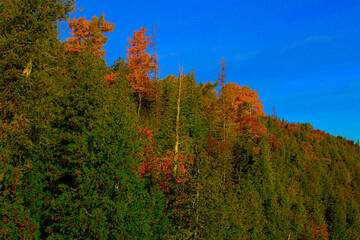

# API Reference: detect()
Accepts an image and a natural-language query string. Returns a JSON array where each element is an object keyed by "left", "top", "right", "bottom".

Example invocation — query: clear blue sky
[{"left": 60, "top": 0, "right": 360, "bottom": 142}]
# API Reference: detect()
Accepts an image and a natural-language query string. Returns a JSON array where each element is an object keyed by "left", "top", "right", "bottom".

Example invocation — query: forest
[{"left": 1, "top": 0, "right": 360, "bottom": 239}]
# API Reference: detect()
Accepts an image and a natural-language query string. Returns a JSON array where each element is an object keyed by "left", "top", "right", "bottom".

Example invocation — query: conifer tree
[
  {"left": 218, "top": 57, "right": 227, "bottom": 142},
  {"left": 126, "top": 27, "right": 157, "bottom": 116},
  {"left": 0, "top": 0, "right": 74, "bottom": 238},
  {"left": 66, "top": 13, "right": 115, "bottom": 58},
  {"left": 151, "top": 24, "right": 161, "bottom": 125}
]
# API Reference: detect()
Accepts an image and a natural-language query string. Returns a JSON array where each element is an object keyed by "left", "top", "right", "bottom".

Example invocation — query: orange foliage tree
[
  {"left": 221, "top": 83, "right": 265, "bottom": 118},
  {"left": 66, "top": 13, "right": 115, "bottom": 57},
  {"left": 221, "top": 82, "right": 265, "bottom": 120},
  {"left": 103, "top": 72, "right": 119, "bottom": 85},
  {"left": 221, "top": 82, "right": 266, "bottom": 139},
  {"left": 126, "top": 27, "right": 157, "bottom": 116}
]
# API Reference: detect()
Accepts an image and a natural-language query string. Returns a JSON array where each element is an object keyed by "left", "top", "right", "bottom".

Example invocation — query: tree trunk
[
  {"left": 138, "top": 92, "right": 142, "bottom": 117},
  {"left": 173, "top": 66, "right": 182, "bottom": 176}
]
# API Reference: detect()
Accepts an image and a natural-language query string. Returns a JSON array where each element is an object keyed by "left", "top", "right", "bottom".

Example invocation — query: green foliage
[{"left": 1, "top": 1, "right": 360, "bottom": 239}]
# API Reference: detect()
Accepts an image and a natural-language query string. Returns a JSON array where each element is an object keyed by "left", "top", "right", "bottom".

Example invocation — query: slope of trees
[{"left": 1, "top": 1, "right": 360, "bottom": 239}]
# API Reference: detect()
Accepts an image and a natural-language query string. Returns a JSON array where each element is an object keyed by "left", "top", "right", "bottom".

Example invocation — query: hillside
[{"left": 1, "top": 1, "right": 359, "bottom": 239}]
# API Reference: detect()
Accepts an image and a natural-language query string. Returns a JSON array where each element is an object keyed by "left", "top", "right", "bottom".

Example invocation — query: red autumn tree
[
  {"left": 66, "top": 13, "right": 115, "bottom": 57},
  {"left": 136, "top": 127, "right": 192, "bottom": 191},
  {"left": 126, "top": 27, "right": 157, "bottom": 116}
]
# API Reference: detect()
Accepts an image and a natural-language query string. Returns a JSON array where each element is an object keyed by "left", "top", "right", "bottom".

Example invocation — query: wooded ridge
[{"left": 1, "top": 1, "right": 359, "bottom": 239}]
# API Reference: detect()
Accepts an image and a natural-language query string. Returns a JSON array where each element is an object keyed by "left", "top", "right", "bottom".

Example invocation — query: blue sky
[{"left": 60, "top": 0, "right": 360, "bottom": 142}]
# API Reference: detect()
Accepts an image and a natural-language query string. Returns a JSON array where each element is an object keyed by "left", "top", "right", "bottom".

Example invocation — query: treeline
[{"left": 1, "top": 0, "right": 359, "bottom": 239}]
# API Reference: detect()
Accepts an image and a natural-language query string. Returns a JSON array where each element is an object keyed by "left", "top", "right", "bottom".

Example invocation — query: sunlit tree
[
  {"left": 66, "top": 13, "right": 114, "bottom": 57},
  {"left": 126, "top": 27, "right": 157, "bottom": 116}
]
